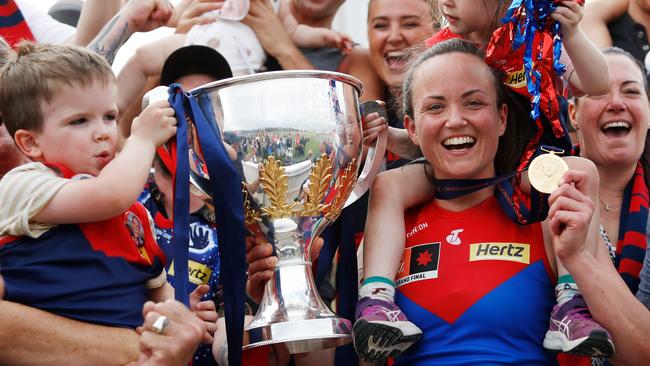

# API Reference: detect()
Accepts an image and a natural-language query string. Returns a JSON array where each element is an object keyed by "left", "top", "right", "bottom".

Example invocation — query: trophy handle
[{"left": 344, "top": 127, "right": 387, "bottom": 207}]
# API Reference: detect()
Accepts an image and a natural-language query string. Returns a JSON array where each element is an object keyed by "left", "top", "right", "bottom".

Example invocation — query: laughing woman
[
  {"left": 569, "top": 48, "right": 649, "bottom": 298},
  {"left": 374, "top": 38, "right": 606, "bottom": 365}
]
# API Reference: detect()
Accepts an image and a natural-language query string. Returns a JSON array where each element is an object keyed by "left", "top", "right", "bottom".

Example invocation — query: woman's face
[
  {"left": 570, "top": 54, "right": 649, "bottom": 168},
  {"left": 405, "top": 52, "right": 507, "bottom": 180},
  {"left": 367, "top": 0, "right": 435, "bottom": 88}
]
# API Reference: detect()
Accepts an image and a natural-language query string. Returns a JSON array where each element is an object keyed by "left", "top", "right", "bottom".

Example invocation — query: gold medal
[{"left": 528, "top": 151, "right": 568, "bottom": 194}]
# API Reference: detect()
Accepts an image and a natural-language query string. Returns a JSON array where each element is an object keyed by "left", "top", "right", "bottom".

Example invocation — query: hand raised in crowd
[
  {"left": 130, "top": 100, "right": 177, "bottom": 149},
  {"left": 189, "top": 284, "right": 219, "bottom": 344},
  {"left": 243, "top": 0, "right": 293, "bottom": 60},
  {"left": 131, "top": 300, "right": 206, "bottom": 366},
  {"left": 547, "top": 169, "right": 597, "bottom": 261},
  {"left": 173, "top": 0, "right": 224, "bottom": 34},
  {"left": 124, "top": 0, "right": 175, "bottom": 33},
  {"left": 552, "top": 0, "right": 585, "bottom": 39}
]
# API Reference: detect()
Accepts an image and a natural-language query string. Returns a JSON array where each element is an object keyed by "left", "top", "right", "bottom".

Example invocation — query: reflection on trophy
[{"left": 167, "top": 71, "right": 385, "bottom": 354}]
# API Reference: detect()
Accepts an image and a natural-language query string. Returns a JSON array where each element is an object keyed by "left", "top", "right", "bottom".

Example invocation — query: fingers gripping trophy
[{"left": 146, "top": 71, "right": 386, "bottom": 354}]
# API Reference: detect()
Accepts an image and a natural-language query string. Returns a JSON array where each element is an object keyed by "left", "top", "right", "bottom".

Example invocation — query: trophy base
[{"left": 243, "top": 317, "right": 352, "bottom": 354}]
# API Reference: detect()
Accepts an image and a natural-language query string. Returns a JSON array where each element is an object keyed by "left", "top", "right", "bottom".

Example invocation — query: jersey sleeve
[{"left": 0, "top": 162, "right": 68, "bottom": 237}]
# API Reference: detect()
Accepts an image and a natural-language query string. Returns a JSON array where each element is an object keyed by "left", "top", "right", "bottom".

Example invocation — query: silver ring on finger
[{"left": 152, "top": 315, "right": 170, "bottom": 334}]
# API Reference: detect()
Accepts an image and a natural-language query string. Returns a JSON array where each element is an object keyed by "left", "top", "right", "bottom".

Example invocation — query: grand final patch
[{"left": 396, "top": 242, "right": 440, "bottom": 287}]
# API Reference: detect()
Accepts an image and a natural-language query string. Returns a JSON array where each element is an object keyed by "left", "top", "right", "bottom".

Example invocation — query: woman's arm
[
  {"left": 582, "top": 0, "right": 629, "bottom": 48},
  {"left": 546, "top": 164, "right": 650, "bottom": 365},
  {"left": 72, "top": 0, "right": 122, "bottom": 46},
  {"left": 555, "top": 1, "right": 610, "bottom": 95}
]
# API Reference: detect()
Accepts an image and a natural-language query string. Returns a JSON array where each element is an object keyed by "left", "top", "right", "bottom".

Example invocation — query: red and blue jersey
[
  {"left": 394, "top": 196, "right": 557, "bottom": 365},
  {"left": 0, "top": 200, "right": 166, "bottom": 329},
  {"left": 139, "top": 184, "right": 221, "bottom": 366},
  {"left": 138, "top": 185, "right": 220, "bottom": 300}
]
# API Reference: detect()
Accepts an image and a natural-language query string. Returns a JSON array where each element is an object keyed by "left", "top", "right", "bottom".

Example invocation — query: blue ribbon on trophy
[{"left": 168, "top": 84, "right": 247, "bottom": 366}]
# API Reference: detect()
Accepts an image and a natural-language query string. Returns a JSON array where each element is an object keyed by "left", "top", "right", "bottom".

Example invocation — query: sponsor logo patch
[
  {"left": 504, "top": 66, "right": 527, "bottom": 89},
  {"left": 469, "top": 242, "right": 530, "bottom": 264},
  {"left": 396, "top": 242, "right": 440, "bottom": 287},
  {"left": 446, "top": 228, "right": 463, "bottom": 245},
  {"left": 169, "top": 260, "right": 213, "bottom": 285}
]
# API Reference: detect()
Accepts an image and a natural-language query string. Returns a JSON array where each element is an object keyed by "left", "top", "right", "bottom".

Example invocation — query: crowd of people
[{"left": 1, "top": 0, "right": 650, "bottom": 365}]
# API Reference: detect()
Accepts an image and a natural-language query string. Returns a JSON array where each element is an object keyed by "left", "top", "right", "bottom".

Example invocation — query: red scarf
[
  {"left": 616, "top": 162, "right": 649, "bottom": 293},
  {"left": 0, "top": 0, "right": 35, "bottom": 47}
]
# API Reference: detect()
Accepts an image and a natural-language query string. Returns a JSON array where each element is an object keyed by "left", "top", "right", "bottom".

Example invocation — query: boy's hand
[
  {"left": 325, "top": 31, "right": 353, "bottom": 54},
  {"left": 189, "top": 285, "right": 218, "bottom": 344},
  {"left": 131, "top": 100, "right": 177, "bottom": 148},
  {"left": 552, "top": 0, "right": 584, "bottom": 39}
]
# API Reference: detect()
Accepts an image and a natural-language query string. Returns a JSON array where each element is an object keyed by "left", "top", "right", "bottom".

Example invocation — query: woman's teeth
[{"left": 443, "top": 136, "right": 476, "bottom": 150}]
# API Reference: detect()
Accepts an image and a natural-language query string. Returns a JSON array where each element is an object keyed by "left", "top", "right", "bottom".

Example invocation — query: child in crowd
[
  {"left": 186, "top": 0, "right": 352, "bottom": 75},
  {"left": 0, "top": 42, "right": 215, "bottom": 340},
  {"left": 354, "top": 0, "right": 614, "bottom": 362}
]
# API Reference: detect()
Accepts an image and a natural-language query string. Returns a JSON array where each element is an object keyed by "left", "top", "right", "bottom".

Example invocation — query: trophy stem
[{"left": 243, "top": 221, "right": 352, "bottom": 354}]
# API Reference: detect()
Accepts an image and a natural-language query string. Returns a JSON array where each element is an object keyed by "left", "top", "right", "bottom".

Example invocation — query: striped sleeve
[{"left": 0, "top": 162, "right": 68, "bottom": 238}]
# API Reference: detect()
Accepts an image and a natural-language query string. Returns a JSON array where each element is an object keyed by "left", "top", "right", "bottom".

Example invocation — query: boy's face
[{"left": 25, "top": 79, "right": 119, "bottom": 176}]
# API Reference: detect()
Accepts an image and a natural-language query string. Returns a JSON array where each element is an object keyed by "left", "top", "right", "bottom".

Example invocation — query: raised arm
[
  {"left": 116, "top": 34, "right": 186, "bottom": 114},
  {"left": 547, "top": 164, "right": 650, "bottom": 365},
  {"left": 88, "top": 0, "right": 173, "bottom": 64},
  {"left": 582, "top": 0, "right": 629, "bottom": 48},
  {"left": 72, "top": 0, "right": 122, "bottom": 46},
  {"left": 279, "top": 6, "right": 351, "bottom": 52},
  {"left": 555, "top": 0, "right": 610, "bottom": 95},
  {"left": 0, "top": 301, "right": 139, "bottom": 366},
  {"left": 24, "top": 101, "right": 176, "bottom": 224}
]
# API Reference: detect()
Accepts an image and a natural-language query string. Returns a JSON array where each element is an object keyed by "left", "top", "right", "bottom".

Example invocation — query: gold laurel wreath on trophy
[
  {"left": 242, "top": 154, "right": 357, "bottom": 222},
  {"left": 300, "top": 154, "right": 333, "bottom": 216}
]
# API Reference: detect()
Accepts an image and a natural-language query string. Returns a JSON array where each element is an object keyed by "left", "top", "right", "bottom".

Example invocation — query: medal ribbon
[{"left": 168, "top": 84, "right": 246, "bottom": 366}]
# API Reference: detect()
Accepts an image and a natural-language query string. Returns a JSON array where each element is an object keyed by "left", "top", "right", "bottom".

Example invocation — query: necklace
[
  {"left": 599, "top": 194, "right": 622, "bottom": 212},
  {"left": 600, "top": 197, "right": 613, "bottom": 211}
]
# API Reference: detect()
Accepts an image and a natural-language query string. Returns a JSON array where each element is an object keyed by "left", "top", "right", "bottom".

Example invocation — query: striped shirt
[{"left": 0, "top": 162, "right": 67, "bottom": 238}]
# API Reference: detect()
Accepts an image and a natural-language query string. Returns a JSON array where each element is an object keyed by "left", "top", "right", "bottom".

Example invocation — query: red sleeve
[{"left": 425, "top": 28, "right": 462, "bottom": 48}]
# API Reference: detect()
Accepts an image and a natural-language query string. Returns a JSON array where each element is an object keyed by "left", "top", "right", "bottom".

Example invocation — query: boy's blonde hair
[{"left": 0, "top": 42, "right": 115, "bottom": 137}]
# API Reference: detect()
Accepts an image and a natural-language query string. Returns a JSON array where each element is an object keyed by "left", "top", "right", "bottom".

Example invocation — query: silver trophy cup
[{"left": 147, "top": 70, "right": 385, "bottom": 354}]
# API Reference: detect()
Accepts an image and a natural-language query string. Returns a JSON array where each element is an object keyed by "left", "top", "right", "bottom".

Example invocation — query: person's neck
[
  {"left": 289, "top": 2, "right": 334, "bottom": 28},
  {"left": 597, "top": 162, "right": 636, "bottom": 206},
  {"left": 629, "top": 1, "right": 650, "bottom": 30},
  {"left": 435, "top": 185, "right": 495, "bottom": 212}
]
